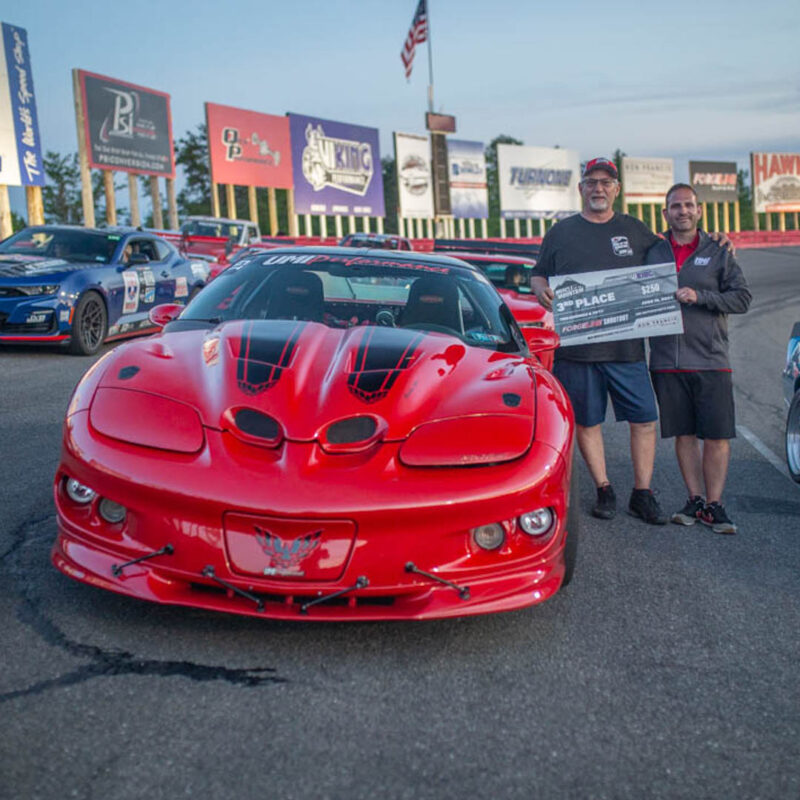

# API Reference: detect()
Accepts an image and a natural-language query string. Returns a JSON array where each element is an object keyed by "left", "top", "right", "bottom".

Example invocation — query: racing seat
[
  {"left": 263, "top": 268, "right": 324, "bottom": 322},
  {"left": 504, "top": 265, "right": 526, "bottom": 288},
  {"left": 401, "top": 276, "right": 463, "bottom": 333}
]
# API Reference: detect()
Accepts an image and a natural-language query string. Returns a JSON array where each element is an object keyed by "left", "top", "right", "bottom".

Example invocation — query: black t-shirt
[{"left": 532, "top": 213, "right": 660, "bottom": 362}]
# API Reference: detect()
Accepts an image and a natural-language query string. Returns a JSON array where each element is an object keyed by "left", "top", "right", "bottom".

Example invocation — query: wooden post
[
  {"left": 72, "top": 69, "right": 95, "bottom": 227},
  {"left": 468, "top": 219, "right": 475, "bottom": 238},
  {"left": 362, "top": 216, "right": 370, "bottom": 233},
  {"left": 649, "top": 203, "right": 657, "bottom": 231},
  {"left": 27, "top": 186, "right": 45, "bottom": 225},
  {"left": 500, "top": 218, "right": 507, "bottom": 238},
  {"left": 248, "top": 185, "right": 258, "bottom": 226},
  {"left": 320, "top": 215, "right": 327, "bottom": 239},
  {"left": 165, "top": 177, "right": 178, "bottom": 229},
  {"left": 779, "top": 212, "right": 786, "bottom": 232},
  {"left": 128, "top": 174, "right": 140, "bottom": 226},
  {"left": 376, "top": 217, "right": 384, "bottom": 234},
  {"left": 335, "top": 215, "right": 343, "bottom": 238},
  {"left": 733, "top": 201, "right": 741, "bottom": 232},
  {"left": 712, "top": 202, "right": 719, "bottom": 232},
  {"left": 481, "top": 219, "right": 488, "bottom": 238},
  {"left": 539, "top": 219, "right": 546, "bottom": 237},
  {"left": 348, "top": 215, "right": 356, "bottom": 234},
  {"left": 268, "top": 187, "right": 278, "bottom": 235},
  {"left": 458, "top": 218, "right": 465, "bottom": 238},
  {"left": 150, "top": 177, "right": 163, "bottom": 229},
  {"left": 702, "top": 204, "right": 709, "bottom": 231},
  {"left": 794, "top": 212, "right": 799, "bottom": 231},
  {"left": 304, "top": 214, "right": 312, "bottom": 236},
  {"left": 765, "top": 212, "right": 772, "bottom": 231},
  {"left": 0, "top": 185, "right": 12, "bottom": 238},
  {"left": 211, "top": 181, "right": 221, "bottom": 218},
  {"left": 426, "top": 218, "right": 433, "bottom": 238},
  {"left": 722, "top": 202, "right": 730, "bottom": 233},
  {"left": 513, "top": 218, "right": 521, "bottom": 238},
  {"left": 636, "top": 204, "right": 644, "bottom": 222},
  {"left": 25, "top": 186, "right": 36, "bottom": 225},
  {"left": 225, "top": 184, "right": 236, "bottom": 220},
  {"left": 102, "top": 171, "right": 116, "bottom": 226}
]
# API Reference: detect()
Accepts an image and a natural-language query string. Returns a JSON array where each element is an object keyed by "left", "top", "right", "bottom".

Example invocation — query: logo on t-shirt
[
  {"left": 611, "top": 236, "right": 633, "bottom": 257},
  {"left": 694, "top": 256, "right": 711, "bottom": 265}
]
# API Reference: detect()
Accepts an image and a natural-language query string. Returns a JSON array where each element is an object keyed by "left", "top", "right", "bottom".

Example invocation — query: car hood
[
  {"left": 0, "top": 254, "right": 94, "bottom": 279},
  {"left": 96, "top": 320, "right": 536, "bottom": 441}
]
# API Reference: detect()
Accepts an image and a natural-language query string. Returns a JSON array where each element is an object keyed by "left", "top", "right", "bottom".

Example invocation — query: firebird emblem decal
[{"left": 254, "top": 525, "right": 322, "bottom": 576}]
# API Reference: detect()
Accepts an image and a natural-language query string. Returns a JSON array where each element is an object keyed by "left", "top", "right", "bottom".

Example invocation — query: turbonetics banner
[
  {"left": 288, "top": 113, "right": 384, "bottom": 217},
  {"left": 497, "top": 145, "right": 580, "bottom": 219},
  {"left": 0, "top": 23, "right": 45, "bottom": 186},
  {"left": 448, "top": 139, "right": 487, "bottom": 218}
]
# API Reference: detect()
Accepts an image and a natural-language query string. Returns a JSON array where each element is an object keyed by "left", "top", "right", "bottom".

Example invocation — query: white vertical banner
[
  {"left": 497, "top": 145, "right": 580, "bottom": 219},
  {"left": 394, "top": 131, "right": 434, "bottom": 218}
]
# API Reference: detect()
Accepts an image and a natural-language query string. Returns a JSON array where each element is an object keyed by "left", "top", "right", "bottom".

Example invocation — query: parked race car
[
  {"left": 339, "top": 233, "right": 413, "bottom": 250},
  {"left": 0, "top": 226, "right": 210, "bottom": 355},
  {"left": 783, "top": 321, "right": 800, "bottom": 482},
  {"left": 446, "top": 252, "right": 554, "bottom": 369},
  {"left": 52, "top": 247, "right": 576, "bottom": 621}
]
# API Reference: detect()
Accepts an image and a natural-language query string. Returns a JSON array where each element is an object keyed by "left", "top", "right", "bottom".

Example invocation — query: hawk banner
[
  {"left": 77, "top": 69, "right": 174, "bottom": 177},
  {"left": 751, "top": 152, "right": 800, "bottom": 213},
  {"left": 205, "top": 103, "right": 292, "bottom": 189},
  {"left": 0, "top": 23, "right": 45, "bottom": 186},
  {"left": 401, "top": 0, "right": 428, "bottom": 79}
]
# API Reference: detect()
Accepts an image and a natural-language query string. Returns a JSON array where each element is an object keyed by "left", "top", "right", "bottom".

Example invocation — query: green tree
[
  {"left": 737, "top": 168, "right": 754, "bottom": 231},
  {"left": 175, "top": 123, "right": 212, "bottom": 218},
  {"left": 486, "top": 134, "right": 523, "bottom": 236},
  {"left": 42, "top": 150, "right": 82, "bottom": 224},
  {"left": 11, "top": 210, "right": 26, "bottom": 232}
]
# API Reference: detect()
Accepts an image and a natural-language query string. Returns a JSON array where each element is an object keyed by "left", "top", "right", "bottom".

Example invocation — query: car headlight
[
  {"left": 98, "top": 498, "right": 127, "bottom": 524},
  {"left": 519, "top": 508, "right": 555, "bottom": 536},
  {"left": 16, "top": 284, "right": 60, "bottom": 296},
  {"left": 471, "top": 523, "right": 505, "bottom": 550},
  {"left": 65, "top": 477, "right": 96, "bottom": 504}
]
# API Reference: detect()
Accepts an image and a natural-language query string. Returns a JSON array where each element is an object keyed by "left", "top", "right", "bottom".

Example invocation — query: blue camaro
[{"left": 0, "top": 226, "right": 210, "bottom": 355}]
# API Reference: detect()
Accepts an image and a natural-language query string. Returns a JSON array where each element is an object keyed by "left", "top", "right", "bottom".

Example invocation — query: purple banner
[{"left": 288, "top": 113, "right": 385, "bottom": 217}]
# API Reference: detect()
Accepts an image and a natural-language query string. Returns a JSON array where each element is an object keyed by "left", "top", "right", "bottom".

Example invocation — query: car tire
[
  {"left": 786, "top": 389, "right": 800, "bottom": 483},
  {"left": 562, "top": 450, "right": 580, "bottom": 587},
  {"left": 68, "top": 291, "right": 107, "bottom": 356}
]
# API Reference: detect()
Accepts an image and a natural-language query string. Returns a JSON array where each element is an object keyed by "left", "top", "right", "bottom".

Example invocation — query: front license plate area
[{"left": 224, "top": 513, "right": 356, "bottom": 581}]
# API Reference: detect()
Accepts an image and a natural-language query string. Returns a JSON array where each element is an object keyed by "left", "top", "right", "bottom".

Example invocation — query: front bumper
[{"left": 53, "top": 413, "right": 573, "bottom": 621}]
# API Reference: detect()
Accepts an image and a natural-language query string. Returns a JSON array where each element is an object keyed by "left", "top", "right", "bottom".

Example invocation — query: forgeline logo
[
  {"left": 301, "top": 123, "right": 373, "bottom": 195},
  {"left": 221, "top": 127, "right": 281, "bottom": 166}
]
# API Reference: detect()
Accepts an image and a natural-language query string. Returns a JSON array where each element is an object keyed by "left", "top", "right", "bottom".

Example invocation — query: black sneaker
[
  {"left": 628, "top": 489, "right": 668, "bottom": 525},
  {"left": 699, "top": 502, "right": 737, "bottom": 534},
  {"left": 671, "top": 495, "right": 705, "bottom": 526},
  {"left": 592, "top": 484, "right": 616, "bottom": 520}
]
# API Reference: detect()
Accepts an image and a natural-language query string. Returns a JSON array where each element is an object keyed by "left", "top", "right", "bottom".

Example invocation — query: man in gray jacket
[{"left": 647, "top": 183, "right": 751, "bottom": 533}]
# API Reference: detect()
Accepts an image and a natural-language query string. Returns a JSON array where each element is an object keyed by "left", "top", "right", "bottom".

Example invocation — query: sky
[{"left": 7, "top": 0, "right": 800, "bottom": 215}]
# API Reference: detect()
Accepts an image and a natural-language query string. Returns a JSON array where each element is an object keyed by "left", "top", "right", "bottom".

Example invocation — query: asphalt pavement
[{"left": 1, "top": 246, "right": 798, "bottom": 800}]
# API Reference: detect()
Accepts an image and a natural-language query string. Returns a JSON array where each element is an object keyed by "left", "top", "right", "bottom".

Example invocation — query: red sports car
[
  {"left": 446, "top": 252, "right": 555, "bottom": 370},
  {"left": 52, "top": 248, "right": 576, "bottom": 621}
]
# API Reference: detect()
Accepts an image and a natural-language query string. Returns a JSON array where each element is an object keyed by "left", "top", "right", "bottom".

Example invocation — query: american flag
[{"left": 401, "top": 0, "right": 428, "bottom": 80}]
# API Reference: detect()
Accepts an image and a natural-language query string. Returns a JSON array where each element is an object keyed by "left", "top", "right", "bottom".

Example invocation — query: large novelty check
[{"left": 551, "top": 262, "right": 683, "bottom": 347}]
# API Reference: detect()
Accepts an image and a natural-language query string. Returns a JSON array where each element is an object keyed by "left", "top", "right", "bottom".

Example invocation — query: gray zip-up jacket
[{"left": 646, "top": 231, "right": 751, "bottom": 370}]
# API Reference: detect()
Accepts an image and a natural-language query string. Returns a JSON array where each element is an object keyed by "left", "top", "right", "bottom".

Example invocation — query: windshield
[
  {"left": 182, "top": 221, "right": 242, "bottom": 239},
  {"left": 459, "top": 257, "right": 535, "bottom": 293},
  {"left": 184, "top": 252, "right": 522, "bottom": 352},
  {"left": 0, "top": 228, "right": 120, "bottom": 264}
]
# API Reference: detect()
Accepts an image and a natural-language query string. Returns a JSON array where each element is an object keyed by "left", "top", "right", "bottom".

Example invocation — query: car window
[
  {"left": 184, "top": 254, "right": 521, "bottom": 353},
  {"left": 0, "top": 227, "right": 119, "bottom": 263}
]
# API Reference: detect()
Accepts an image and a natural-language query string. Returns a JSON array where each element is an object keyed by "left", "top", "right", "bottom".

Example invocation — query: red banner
[{"left": 205, "top": 103, "right": 293, "bottom": 188}]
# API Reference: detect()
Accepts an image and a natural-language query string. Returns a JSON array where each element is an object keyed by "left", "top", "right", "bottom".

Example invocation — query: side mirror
[
  {"left": 522, "top": 326, "right": 560, "bottom": 354},
  {"left": 128, "top": 252, "right": 150, "bottom": 265},
  {"left": 149, "top": 303, "right": 184, "bottom": 328}
]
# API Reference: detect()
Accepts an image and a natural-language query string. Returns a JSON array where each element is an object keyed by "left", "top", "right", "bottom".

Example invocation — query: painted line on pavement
[{"left": 736, "top": 424, "right": 797, "bottom": 486}]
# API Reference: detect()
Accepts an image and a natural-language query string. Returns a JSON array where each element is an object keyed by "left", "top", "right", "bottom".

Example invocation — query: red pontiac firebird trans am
[{"left": 52, "top": 247, "right": 576, "bottom": 621}]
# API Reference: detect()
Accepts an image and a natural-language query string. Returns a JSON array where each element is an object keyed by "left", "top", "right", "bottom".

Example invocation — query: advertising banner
[
  {"left": 288, "top": 113, "right": 384, "bottom": 217},
  {"left": 689, "top": 160, "right": 738, "bottom": 203},
  {"left": 206, "top": 103, "right": 292, "bottom": 189},
  {"left": 621, "top": 157, "right": 674, "bottom": 204},
  {"left": 751, "top": 152, "right": 800, "bottom": 213},
  {"left": 77, "top": 69, "right": 174, "bottom": 177},
  {"left": 497, "top": 145, "right": 580, "bottom": 219},
  {"left": 394, "top": 131, "right": 433, "bottom": 218},
  {"left": 552, "top": 262, "right": 682, "bottom": 347},
  {"left": 447, "top": 139, "right": 487, "bottom": 218},
  {"left": 0, "top": 23, "right": 44, "bottom": 186}
]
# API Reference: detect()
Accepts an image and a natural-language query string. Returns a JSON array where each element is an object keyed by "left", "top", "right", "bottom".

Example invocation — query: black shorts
[{"left": 651, "top": 371, "right": 736, "bottom": 440}]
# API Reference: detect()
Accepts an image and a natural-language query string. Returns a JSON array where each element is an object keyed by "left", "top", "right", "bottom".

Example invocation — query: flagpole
[{"left": 426, "top": 0, "right": 434, "bottom": 112}]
